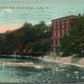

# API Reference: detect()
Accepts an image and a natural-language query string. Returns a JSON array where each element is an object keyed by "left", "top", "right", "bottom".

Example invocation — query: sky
[{"left": 0, "top": 1, "right": 84, "bottom": 33}]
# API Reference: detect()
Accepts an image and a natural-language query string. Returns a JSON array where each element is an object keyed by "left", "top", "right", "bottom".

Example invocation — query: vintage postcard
[{"left": 0, "top": 0, "right": 84, "bottom": 83}]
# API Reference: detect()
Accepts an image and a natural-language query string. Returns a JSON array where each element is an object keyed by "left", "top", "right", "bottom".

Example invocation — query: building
[{"left": 51, "top": 15, "right": 78, "bottom": 53}]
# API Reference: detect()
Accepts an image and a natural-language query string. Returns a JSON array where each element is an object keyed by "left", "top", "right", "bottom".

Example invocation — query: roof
[{"left": 51, "top": 15, "right": 78, "bottom": 21}]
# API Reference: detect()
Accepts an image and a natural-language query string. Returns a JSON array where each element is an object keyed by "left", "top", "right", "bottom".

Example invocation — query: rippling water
[{"left": 0, "top": 57, "right": 84, "bottom": 83}]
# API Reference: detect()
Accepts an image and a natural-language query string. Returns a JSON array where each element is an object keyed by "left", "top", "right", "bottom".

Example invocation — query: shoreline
[
  {"left": 38, "top": 56, "right": 84, "bottom": 68},
  {"left": 0, "top": 55, "right": 84, "bottom": 68}
]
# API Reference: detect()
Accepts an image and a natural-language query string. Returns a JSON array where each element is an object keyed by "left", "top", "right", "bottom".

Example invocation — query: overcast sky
[{"left": 0, "top": 1, "right": 84, "bottom": 33}]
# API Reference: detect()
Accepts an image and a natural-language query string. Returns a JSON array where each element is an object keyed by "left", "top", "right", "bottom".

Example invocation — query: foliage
[
  {"left": 0, "top": 21, "right": 51, "bottom": 55},
  {"left": 60, "top": 16, "right": 84, "bottom": 57}
]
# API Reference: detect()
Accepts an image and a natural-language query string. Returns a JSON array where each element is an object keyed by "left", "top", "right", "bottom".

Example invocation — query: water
[{"left": 0, "top": 57, "right": 84, "bottom": 83}]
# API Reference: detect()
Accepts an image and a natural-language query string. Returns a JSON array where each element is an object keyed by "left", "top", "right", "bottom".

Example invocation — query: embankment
[{"left": 39, "top": 56, "right": 84, "bottom": 68}]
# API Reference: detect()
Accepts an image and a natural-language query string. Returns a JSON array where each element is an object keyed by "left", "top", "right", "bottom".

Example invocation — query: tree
[
  {"left": 60, "top": 16, "right": 84, "bottom": 56},
  {"left": 0, "top": 21, "right": 51, "bottom": 55}
]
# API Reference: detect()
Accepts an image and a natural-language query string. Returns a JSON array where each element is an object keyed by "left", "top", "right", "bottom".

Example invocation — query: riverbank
[
  {"left": 0, "top": 55, "right": 84, "bottom": 68},
  {"left": 38, "top": 56, "right": 84, "bottom": 68}
]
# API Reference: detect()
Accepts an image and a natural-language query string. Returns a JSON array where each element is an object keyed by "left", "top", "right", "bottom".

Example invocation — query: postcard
[{"left": 0, "top": 0, "right": 84, "bottom": 84}]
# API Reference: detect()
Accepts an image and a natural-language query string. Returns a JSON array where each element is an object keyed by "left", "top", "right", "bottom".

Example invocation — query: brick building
[{"left": 51, "top": 15, "right": 78, "bottom": 53}]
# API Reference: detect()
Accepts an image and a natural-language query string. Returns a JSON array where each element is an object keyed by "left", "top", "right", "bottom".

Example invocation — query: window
[
  {"left": 57, "top": 39, "right": 60, "bottom": 46},
  {"left": 53, "top": 39, "right": 55, "bottom": 46},
  {"left": 58, "top": 22, "right": 60, "bottom": 28},
  {"left": 62, "top": 29, "right": 64, "bottom": 36},
  {"left": 54, "top": 23, "right": 56, "bottom": 29},
  {"left": 66, "top": 29, "right": 69, "bottom": 35},
  {"left": 62, "top": 21, "right": 64, "bottom": 28},
  {"left": 58, "top": 30, "right": 60, "bottom": 36},
  {"left": 53, "top": 47, "right": 56, "bottom": 53},
  {"left": 66, "top": 21, "right": 69, "bottom": 27},
  {"left": 53, "top": 30, "right": 56, "bottom": 36}
]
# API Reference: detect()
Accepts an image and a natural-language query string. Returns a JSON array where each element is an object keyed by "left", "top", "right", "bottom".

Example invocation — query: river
[{"left": 0, "top": 57, "right": 84, "bottom": 83}]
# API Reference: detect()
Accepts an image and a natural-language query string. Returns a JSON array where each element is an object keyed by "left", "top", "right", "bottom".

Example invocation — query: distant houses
[{"left": 51, "top": 15, "right": 78, "bottom": 53}]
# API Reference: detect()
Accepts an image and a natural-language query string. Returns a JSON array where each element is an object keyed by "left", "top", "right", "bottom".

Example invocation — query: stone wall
[{"left": 43, "top": 56, "right": 84, "bottom": 65}]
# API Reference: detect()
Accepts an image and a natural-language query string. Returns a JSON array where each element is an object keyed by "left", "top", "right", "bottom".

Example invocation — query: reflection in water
[{"left": 0, "top": 58, "right": 84, "bottom": 83}]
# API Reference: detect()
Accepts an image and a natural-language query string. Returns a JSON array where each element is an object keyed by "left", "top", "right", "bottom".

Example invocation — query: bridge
[{"left": 16, "top": 52, "right": 45, "bottom": 57}]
